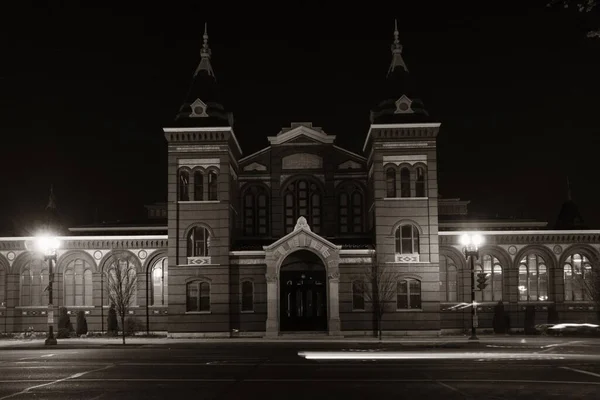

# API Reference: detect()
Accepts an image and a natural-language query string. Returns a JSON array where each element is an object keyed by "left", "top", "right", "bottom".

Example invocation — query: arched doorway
[{"left": 279, "top": 250, "right": 327, "bottom": 331}]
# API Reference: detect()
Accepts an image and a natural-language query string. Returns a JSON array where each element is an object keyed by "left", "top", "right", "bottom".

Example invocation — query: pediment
[
  {"left": 394, "top": 95, "right": 414, "bottom": 114},
  {"left": 243, "top": 162, "right": 268, "bottom": 172},
  {"left": 267, "top": 123, "right": 336, "bottom": 145},
  {"left": 264, "top": 217, "right": 341, "bottom": 262},
  {"left": 338, "top": 160, "right": 362, "bottom": 170},
  {"left": 190, "top": 98, "right": 209, "bottom": 117}
]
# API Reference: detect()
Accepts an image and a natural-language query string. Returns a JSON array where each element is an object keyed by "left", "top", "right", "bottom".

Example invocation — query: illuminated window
[
  {"left": 518, "top": 254, "right": 548, "bottom": 301},
  {"left": 151, "top": 258, "right": 168, "bottom": 306},
  {"left": 187, "top": 226, "right": 210, "bottom": 257},
  {"left": 19, "top": 259, "right": 47, "bottom": 306},
  {"left": 564, "top": 253, "right": 593, "bottom": 301},
  {"left": 178, "top": 169, "right": 190, "bottom": 201},
  {"left": 104, "top": 256, "right": 137, "bottom": 306},
  {"left": 63, "top": 258, "right": 93, "bottom": 306},
  {"left": 475, "top": 254, "right": 503, "bottom": 302},
  {"left": 415, "top": 167, "right": 426, "bottom": 197},
  {"left": 440, "top": 255, "right": 457, "bottom": 302}
]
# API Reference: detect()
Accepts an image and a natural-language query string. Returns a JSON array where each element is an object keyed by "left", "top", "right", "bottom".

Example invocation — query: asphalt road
[{"left": 1, "top": 341, "right": 600, "bottom": 399}]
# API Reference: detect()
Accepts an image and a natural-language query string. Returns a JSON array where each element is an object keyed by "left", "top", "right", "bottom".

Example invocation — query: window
[
  {"left": 283, "top": 179, "right": 321, "bottom": 234},
  {"left": 194, "top": 171, "right": 204, "bottom": 201},
  {"left": 564, "top": 253, "right": 593, "bottom": 301},
  {"left": 400, "top": 167, "right": 411, "bottom": 197},
  {"left": 178, "top": 169, "right": 190, "bottom": 201},
  {"left": 0, "top": 265, "right": 5, "bottom": 306},
  {"left": 415, "top": 167, "right": 426, "bottom": 197},
  {"left": 338, "top": 183, "right": 364, "bottom": 234},
  {"left": 187, "top": 226, "right": 210, "bottom": 257},
  {"left": 187, "top": 281, "right": 210, "bottom": 312},
  {"left": 518, "top": 254, "right": 548, "bottom": 301},
  {"left": 243, "top": 185, "right": 269, "bottom": 236},
  {"left": 439, "top": 255, "right": 457, "bottom": 302},
  {"left": 208, "top": 171, "right": 218, "bottom": 200},
  {"left": 397, "top": 279, "right": 421, "bottom": 309},
  {"left": 475, "top": 254, "right": 503, "bottom": 302},
  {"left": 151, "top": 258, "right": 168, "bottom": 306},
  {"left": 104, "top": 256, "right": 137, "bottom": 306},
  {"left": 241, "top": 280, "right": 254, "bottom": 312},
  {"left": 20, "top": 259, "right": 47, "bottom": 306},
  {"left": 63, "top": 258, "right": 93, "bottom": 306},
  {"left": 395, "top": 224, "right": 420, "bottom": 254},
  {"left": 385, "top": 168, "right": 396, "bottom": 197},
  {"left": 352, "top": 280, "right": 365, "bottom": 310}
]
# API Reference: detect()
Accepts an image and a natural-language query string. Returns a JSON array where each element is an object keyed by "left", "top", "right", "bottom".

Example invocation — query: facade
[{"left": 0, "top": 26, "right": 598, "bottom": 337}]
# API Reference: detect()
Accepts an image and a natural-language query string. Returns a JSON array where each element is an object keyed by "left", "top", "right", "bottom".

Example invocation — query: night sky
[{"left": 1, "top": 2, "right": 599, "bottom": 235}]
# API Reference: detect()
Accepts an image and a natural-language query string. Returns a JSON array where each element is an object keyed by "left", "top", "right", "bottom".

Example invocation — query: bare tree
[
  {"left": 577, "top": 267, "right": 600, "bottom": 321},
  {"left": 548, "top": 0, "right": 599, "bottom": 38},
  {"left": 363, "top": 256, "right": 402, "bottom": 340},
  {"left": 106, "top": 251, "right": 138, "bottom": 344}
]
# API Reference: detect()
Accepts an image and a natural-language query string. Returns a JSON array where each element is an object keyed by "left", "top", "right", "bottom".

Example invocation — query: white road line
[
  {"left": 0, "top": 364, "right": 115, "bottom": 400},
  {"left": 561, "top": 366, "right": 600, "bottom": 379}
]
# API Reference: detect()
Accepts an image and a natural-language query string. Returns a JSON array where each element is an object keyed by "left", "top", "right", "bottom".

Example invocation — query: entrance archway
[{"left": 279, "top": 250, "right": 327, "bottom": 331}]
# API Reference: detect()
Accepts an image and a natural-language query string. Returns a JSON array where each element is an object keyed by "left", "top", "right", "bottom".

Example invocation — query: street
[{"left": 1, "top": 338, "right": 600, "bottom": 399}]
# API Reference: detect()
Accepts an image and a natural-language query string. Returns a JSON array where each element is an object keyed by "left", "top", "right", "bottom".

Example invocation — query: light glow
[
  {"left": 460, "top": 233, "right": 484, "bottom": 248},
  {"left": 297, "top": 351, "right": 570, "bottom": 361},
  {"left": 35, "top": 235, "right": 61, "bottom": 255}
]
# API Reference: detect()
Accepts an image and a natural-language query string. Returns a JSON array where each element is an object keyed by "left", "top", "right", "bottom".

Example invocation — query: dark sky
[{"left": 1, "top": 2, "right": 599, "bottom": 234}]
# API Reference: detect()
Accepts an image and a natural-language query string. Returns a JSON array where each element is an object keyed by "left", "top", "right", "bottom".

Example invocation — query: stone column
[
  {"left": 265, "top": 271, "right": 279, "bottom": 337},
  {"left": 327, "top": 261, "right": 341, "bottom": 336}
]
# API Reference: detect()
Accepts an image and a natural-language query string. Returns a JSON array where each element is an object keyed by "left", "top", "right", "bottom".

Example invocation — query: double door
[{"left": 280, "top": 270, "right": 327, "bottom": 331}]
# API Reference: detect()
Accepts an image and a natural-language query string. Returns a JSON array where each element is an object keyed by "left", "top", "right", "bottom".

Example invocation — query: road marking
[
  {"left": 561, "top": 366, "right": 600, "bottom": 379},
  {"left": 0, "top": 364, "right": 115, "bottom": 400},
  {"left": 539, "top": 341, "right": 584, "bottom": 353},
  {"left": 40, "top": 354, "right": 55, "bottom": 358}
]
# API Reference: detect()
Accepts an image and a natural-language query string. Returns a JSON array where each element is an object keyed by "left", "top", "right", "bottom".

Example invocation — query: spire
[
  {"left": 388, "top": 19, "right": 408, "bottom": 75},
  {"left": 46, "top": 184, "right": 56, "bottom": 211},
  {"left": 195, "top": 23, "right": 215, "bottom": 78},
  {"left": 566, "top": 176, "right": 572, "bottom": 201},
  {"left": 173, "top": 22, "right": 233, "bottom": 127}
]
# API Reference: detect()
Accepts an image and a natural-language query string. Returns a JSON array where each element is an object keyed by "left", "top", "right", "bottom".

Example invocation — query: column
[
  {"left": 327, "top": 261, "right": 341, "bottom": 336},
  {"left": 265, "top": 272, "right": 278, "bottom": 337}
]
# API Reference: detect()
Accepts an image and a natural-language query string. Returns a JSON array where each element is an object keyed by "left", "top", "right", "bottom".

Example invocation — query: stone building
[{"left": 0, "top": 25, "right": 597, "bottom": 337}]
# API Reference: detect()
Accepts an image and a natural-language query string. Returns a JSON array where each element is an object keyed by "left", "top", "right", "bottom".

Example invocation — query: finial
[
  {"left": 392, "top": 19, "right": 402, "bottom": 53},
  {"left": 388, "top": 19, "right": 408, "bottom": 75},
  {"left": 201, "top": 22, "right": 210, "bottom": 58}
]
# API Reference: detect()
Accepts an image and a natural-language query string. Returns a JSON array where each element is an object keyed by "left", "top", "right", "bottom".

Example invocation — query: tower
[
  {"left": 163, "top": 24, "right": 242, "bottom": 335},
  {"left": 363, "top": 21, "right": 441, "bottom": 331}
]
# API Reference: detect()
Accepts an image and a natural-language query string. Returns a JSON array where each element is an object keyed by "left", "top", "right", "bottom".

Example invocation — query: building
[{"left": 0, "top": 25, "right": 598, "bottom": 337}]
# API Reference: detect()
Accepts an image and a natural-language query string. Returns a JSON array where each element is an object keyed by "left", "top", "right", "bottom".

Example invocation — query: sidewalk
[{"left": 1, "top": 335, "right": 599, "bottom": 349}]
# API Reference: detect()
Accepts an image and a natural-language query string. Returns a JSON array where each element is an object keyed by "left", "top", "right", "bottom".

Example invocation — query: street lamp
[
  {"left": 36, "top": 235, "right": 61, "bottom": 345},
  {"left": 460, "top": 233, "right": 484, "bottom": 341}
]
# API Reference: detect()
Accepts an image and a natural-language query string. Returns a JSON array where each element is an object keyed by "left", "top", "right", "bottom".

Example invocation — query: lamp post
[
  {"left": 460, "top": 233, "right": 484, "bottom": 341},
  {"left": 36, "top": 235, "right": 61, "bottom": 345}
]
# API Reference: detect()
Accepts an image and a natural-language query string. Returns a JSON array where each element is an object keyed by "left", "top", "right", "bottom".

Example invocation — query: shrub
[
  {"left": 107, "top": 304, "right": 119, "bottom": 335},
  {"left": 57, "top": 307, "right": 74, "bottom": 339},
  {"left": 124, "top": 317, "right": 144, "bottom": 336},
  {"left": 76, "top": 311, "right": 88, "bottom": 336},
  {"left": 524, "top": 305, "right": 536, "bottom": 335},
  {"left": 492, "top": 301, "right": 506, "bottom": 334}
]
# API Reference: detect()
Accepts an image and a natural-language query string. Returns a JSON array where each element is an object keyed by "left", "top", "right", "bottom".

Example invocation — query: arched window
[
  {"left": 338, "top": 183, "right": 364, "bottom": 234},
  {"left": 63, "top": 258, "right": 93, "bottom": 306},
  {"left": 241, "top": 280, "right": 254, "bottom": 312},
  {"left": 0, "top": 265, "right": 6, "bottom": 306},
  {"left": 352, "top": 280, "right": 365, "bottom": 311},
  {"left": 395, "top": 224, "right": 420, "bottom": 254},
  {"left": 187, "top": 226, "right": 210, "bottom": 257},
  {"left": 178, "top": 169, "right": 190, "bottom": 201},
  {"left": 194, "top": 171, "right": 204, "bottom": 201},
  {"left": 104, "top": 255, "right": 137, "bottom": 306},
  {"left": 187, "top": 280, "right": 210, "bottom": 312},
  {"left": 518, "top": 254, "right": 548, "bottom": 301},
  {"left": 440, "top": 255, "right": 457, "bottom": 302},
  {"left": 283, "top": 179, "right": 321, "bottom": 234},
  {"left": 243, "top": 185, "right": 270, "bottom": 236},
  {"left": 151, "top": 257, "right": 168, "bottom": 306},
  {"left": 385, "top": 168, "right": 396, "bottom": 198},
  {"left": 415, "top": 167, "right": 426, "bottom": 197},
  {"left": 475, "top": 254, "right": 503, "bottom": 302},
  {"left": 20, "top": 258, "right": 47, "bottom": 306},
  {"left": 400, "top": 167, "right": 411, "bottom": 197},
  {"left": 397, "top": 279, "right": 421, "bottom": 309},
  {"left": 564, "top": 253, "right": 593, "bottom": 301},
  {"left": 207, "top": 171, "right": 218, "bottom": 201}
]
